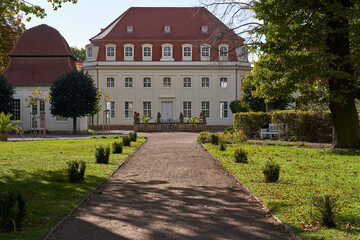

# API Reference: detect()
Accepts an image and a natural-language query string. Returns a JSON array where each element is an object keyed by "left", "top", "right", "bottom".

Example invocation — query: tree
[
  {"left": 50, "top": 69, "right": 98, "bottom": 134},
  {"left": 205, "top": 0, "right": 360, "bottom": 148},
  {"left": 0, "top": 74, "right": 15, "bottom": 114},
  {"left": 70, "top": 46, "right": 85, "bottom": 61},
  {"left": 0, "top": 13, "right": 25, "bottom": 71}
]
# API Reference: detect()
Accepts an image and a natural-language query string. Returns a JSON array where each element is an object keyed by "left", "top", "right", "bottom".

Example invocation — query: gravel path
[{"left": 47, "top": 132, "right": 293, "bottom": 240}]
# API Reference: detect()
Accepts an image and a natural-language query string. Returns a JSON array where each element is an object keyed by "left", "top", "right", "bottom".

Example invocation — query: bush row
[{"left": 234, "top": 110, "right": 332, "bottom": 143}]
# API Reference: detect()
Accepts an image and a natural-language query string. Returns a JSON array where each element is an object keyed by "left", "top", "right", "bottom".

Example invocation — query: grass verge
[
  {"left": 0, "top": 137, "right": 146, "bottom": 240},
  {"left": 204, "top": 142, "right": 360, "bottom": 240}
]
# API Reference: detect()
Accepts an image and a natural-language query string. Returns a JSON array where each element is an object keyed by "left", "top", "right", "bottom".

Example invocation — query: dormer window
[
  {"left": 182, "top": 44, "right": 192, "bottom": 61},
  {"left": 161, "top": 43, "right": 174, "bottom": 61},
  {"left": 218, "top": 44, "right": 229, "bottom": 61},
  {"left": 126, "top": 25, "right": 133, "bottom": 33},
  {"left": 164, "top": 25, "right": 171, "bottom": 33},
  {"left": 123, "top": 43, "right": 134, "bottom": 61},
  {"left": 88, "top": 47, "right": 93, "bottom": 58},
  {"left": 105, "top": 44, "right": 116, "bottom": 61},
  {"left": 142, "top": 44, "right": 153, "bottom": 61},
  {"left": 201, "top": 25, "right": 208, "bottom": 33},
  {"left": 201, "top": 44, "right": 211, "bottom": 61}
]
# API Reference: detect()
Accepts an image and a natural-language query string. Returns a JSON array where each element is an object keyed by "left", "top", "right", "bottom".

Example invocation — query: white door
[{"left": 161, "top": 102, "right": 173, "bottom": 122}]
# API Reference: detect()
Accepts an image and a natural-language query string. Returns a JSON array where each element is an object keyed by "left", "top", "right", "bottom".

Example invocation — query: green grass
[
  {"left": 0, "top": 137, "right": 146, "bottom": 240},
  {"left": 204, "top": 142, "right": 360, "bottom": 240}
]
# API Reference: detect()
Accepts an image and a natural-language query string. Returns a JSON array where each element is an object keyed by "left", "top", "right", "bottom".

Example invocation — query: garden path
[{"left": 47, "top": 132, "right": 293, "bottom": 240}]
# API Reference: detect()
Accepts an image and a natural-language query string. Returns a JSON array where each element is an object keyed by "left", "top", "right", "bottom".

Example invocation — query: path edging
[
  {"left": 199, "top": 141, "right": 302, "bottom": 240},
  {"left": 43, "top": 139, "right": 147, "bottom": 240}
]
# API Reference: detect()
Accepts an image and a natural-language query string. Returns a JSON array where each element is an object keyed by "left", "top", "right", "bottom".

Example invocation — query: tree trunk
[
  {"left": 73, "top": 117, "right": 77, "bottom": 135},
  {"left": 326, "top": 0, "right": 360, "bottom": 149}
]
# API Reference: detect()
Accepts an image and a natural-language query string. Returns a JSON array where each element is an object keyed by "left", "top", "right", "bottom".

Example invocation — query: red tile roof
[{"left": 91, "top": 7, "right": 243, "bottom": 41}]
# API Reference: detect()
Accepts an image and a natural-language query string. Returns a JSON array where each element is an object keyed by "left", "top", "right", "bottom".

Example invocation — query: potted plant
[
  {"left": 139, "top": 115, "right": 153, "bottom": 131},
  {"left": 0, "top": 112, "right": 23, "bottom": 141},
  {"left": 186, "top": 116, "right": 199, "bottom": 131}
]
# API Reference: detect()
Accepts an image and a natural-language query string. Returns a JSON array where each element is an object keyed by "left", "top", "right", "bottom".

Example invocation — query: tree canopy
[
  {"left": 70, "top": 46, "right": 85, "bottom": 61},
  {"left": 0, "top": 74, "right": 15, "bottom": 114},
  {"left": 49, "top": 69, "right": 97, "bottom": 134}
]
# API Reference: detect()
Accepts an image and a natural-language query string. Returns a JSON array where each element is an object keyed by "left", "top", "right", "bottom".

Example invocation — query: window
[
  {"left": 201, "top": 101, "right": 210, "bottom": 118},
  {"left": 236, "top": 46, "right": 248, "bottom": 61},
  {"left": 220, "top": 101, "right": 228, "bottom": 118},
  {"left": 88, "top": 47, "right": 93, "bottom": 58},
  {"left": 125, "top": 77, "right": 133, "bottom": 88},
  {"left": 219, "top": 44, "right": 229, "bottom": 61},
  {"left": 183, "top": 101, "right": 192, "bottom": 118},
  {"left": 143, "top": 47, "right": 151, "bottom": 57},
  {"left": 183, "top": 47, "right": 191, "bottom": 57},
  {"left": 126, "top": 25, "right": 133, "bottom": 33},
  {"left": 107, "top": 101, "right": 115, "bottom": 118},
  {"left": 161, "top": 43, "right": 174, "bottom": 61},
  {"left": 143, "top": 101, "right": 151, "bottom": 117},
  {"left": 182, "top": 44, "right": 192, "bottom": 61},
  {"left": 40, "top": 100, "right": 45, "bottom": 113},
  {"left": 124, "top": 44, "right": 134, "bottom": 61},
  {"left": 164, "top": 25, "right": 171, "bottom": 33},
  {"left": 11, "top": 99, "right": 20, "bottom": 120},
  {"left": 201, "top": 77, "right": 210, "bottom": 88},
  {"left": 220, "top": 77, "right": 228, "bottom": 88},
  {"left": 201, "top": 45, "right": 210, "bottom": 61},
  {"left": 56, "top": 115, "right": 67, "bottom": 121},
  {"left": 125, "top": 101, "right": 133, "bottom": 118},
  {"left": 201, "top": 25, "right": 208, "bottom": 33},
  {"left": 143, "top": 77, "right": 151, "bottom": 88},
  {"left": 106, "top": 44, "right": 116, "bottom": 61},
  {"left": 163, "top": 77, "right": 171, "bottom": 88},
  {"left": 142, "top": 44, "right": 153, "bottom": 61},
  {"left": 107, "top": 77, "right": 114, "bottom": 87},
  {"left": 183, "top": 77, "right": 191, "bottom": 88}
]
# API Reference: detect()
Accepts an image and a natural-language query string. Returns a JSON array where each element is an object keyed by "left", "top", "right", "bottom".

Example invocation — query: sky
[{"left": 24, "top": 0, "right": 202, "bottom": 48}]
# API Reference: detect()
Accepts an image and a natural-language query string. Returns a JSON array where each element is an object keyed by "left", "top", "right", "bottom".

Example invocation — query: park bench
[{"left": 261, "top": 123, "right": 280, "bottom": 140}]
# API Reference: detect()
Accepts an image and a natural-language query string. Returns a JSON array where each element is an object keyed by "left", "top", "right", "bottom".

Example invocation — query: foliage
[
  {"left": 94, "top": 145, "right": 110, "bottom": 164},
  {"left": 66, "top": 161, "right": 86, "bottom": 183},
  {"left": 139, "top": 115, "right": 153, "bottom": 126},
  {"left": 210, "top": 134, "right": 219, "bottom": 145},
  {"left": 129, "top": 132, "right": 137, "bottom": 142},
  {"left": 24, "top": 87, "right": 49, "bottom": 108},
  {"left": 234, "top": 112, "right": 271, "bottom": 139},
  {"left": 204, "top": 142, "right": 360, "bottom": 239},
  {"left": 122, "top": 136, "right": 131, "bottom": 147},
  {"left": 0, "top": 13, "right": 25, "bottom": 71},
  {"left": 90, "top": 135, "right": 122, "bottom": 139},
  {"left": 217, "top": 130, "right": 247, "bottom": 144},
  {"left": 224, "top": 125, "right": 235, "bottom": 134},
  {"left": 312, "top": 195, "right": 339, "bottom": 228},
  {"left": 0, "top": 138, "right": 146, "bottom": 239},
  {"left": 229, "top": 100, "right": 248, "bottom": 114},
  {"left": 111, "top": 141, "right": 123, "bottom": 154},
  {"left": 0, "top": 187, "right": 26, "bottom": 232},
  {"left": 0, "top": 75, "right": 15, "bottom": 114},
  {"left": 0, "top": 112, "right": 22, "bottom": 134},
  {"left": 234, "top": 148, "right": 248, "bottom": 163},
  {"left": 50, "top": 69, "right": 98, "bottom": 134},
  {"left": 219, "top": 143, "right": 226, "bottom": 151},
  {"left": 262, "top": 160, "right": 280, "bottom": 183},
  {"left": 186, "top": 116, "right": 199, "bottom": 126},
  {"left": 197, "top": 131, "right": 211, "bottom": 143},
  {"left": 70, "top": 46, "right": 85, "bottom": 61}
]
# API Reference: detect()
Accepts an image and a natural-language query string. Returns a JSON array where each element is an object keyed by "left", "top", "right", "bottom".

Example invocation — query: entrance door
[{"left": 161, "top": 102, "right": 173, "bottom": 122}]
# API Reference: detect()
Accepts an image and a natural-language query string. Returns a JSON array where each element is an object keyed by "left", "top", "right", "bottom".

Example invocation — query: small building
[
  {"left": 3, "top": 24, "right": 88, "bottom": 132},
  {"left": 83, "top": 7, "right": 252, "bottom": 129}
]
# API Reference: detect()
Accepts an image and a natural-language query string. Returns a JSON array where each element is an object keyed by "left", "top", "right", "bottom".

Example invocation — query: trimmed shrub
[
  {"left": 234, "top": 112, "right": 271, "bottom": 139},
  {"left": 224, "top": 125, "right": 235, "bottom": 134},
  {"left": 197, "top": 131, "right": 211, "bottom": 143},
  {"left": 129, "top": 132, "right": 137, "bottom": 142},
  {"left": 210, "top": 134, "right": 219, "bottom": 145},
  {"left": 219, "top": 143, "right": 226, "bottom": 151},
  {"left": 312, "top": 195, "right": 338, "bottom": 228},
  {"left": 263, "top": 160, "right": 280, "bottom": 182},
  {"left": 122, "top": 136, "right": 131, "bottom": 147},
  {"left": 234, "top": 148, "right": 248, "bottom": 163},
  {"left": 0, "top": 188, "right": 26, "bottom": 232},
  {"left": 112, "top": 141, "right": 123, "bottom": 154},
  {"left": 95, "top": 145, "right": 110, "bottom": 164},
  {"left": 218, "top": 130, "right": 247, "bottom": 144},
  {"left": 67, "top": 161, "right": 86, "bottom": 183}
]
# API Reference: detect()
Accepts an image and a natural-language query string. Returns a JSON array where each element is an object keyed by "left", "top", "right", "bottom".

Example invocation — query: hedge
[{"left": 234, "top": 110, "right": 332, "bottom": 143}]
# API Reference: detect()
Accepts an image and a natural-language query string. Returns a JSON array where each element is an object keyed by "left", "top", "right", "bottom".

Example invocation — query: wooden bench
[{"left": 261, "top": 124, "right": 279, "bottom": 140}]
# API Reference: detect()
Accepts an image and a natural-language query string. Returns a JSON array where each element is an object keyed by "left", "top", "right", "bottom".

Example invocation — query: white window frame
[
  {"left": 11, "top": 99, "right": 21, "bottom": 121},
  {"left": 105, "top": 44, "right": 116, "bottom": 61},
  {"left": 219, "top": 44, "right": 229, "bottom": 61},
  {"left": 161, "top": 43, "right": 174, "bottom": 61},
  {"left": 87, "top": 47, "right": 93, "bottom": 58},
  {"left": 201, "top": 77, "right": 210, "bottom": 88},
  {"left": 124, "top": 44, "right": 134, "bottom": 61},
  {"left": 183, "top": 77, "right": 191, "bottom": 88},
  {"left": 201, "top": 44, "right": 211, "bottom": 61},
  {"left": 143, "top": 77, "right": 151, "bottom": 88},
  {"left": 164, "top": 25, "right": 171, "bottom": 33},
  {"left": 163, "top": 77, "right": 171, "bottom": 88},
  {"left": 107, "top": 101, "right": 115, "bottom": 118},
  {"left": 125, "top": 101, "right": 133, "bottom": 118},
  {"left": 182, "top": 44, "right": 192, "bottom": 61},
  {"left": 220, "top": 77, "right": 228, "bottom": 88},
  {"left": 220, "top": 101, "right": 228, "bottom": 119},
  {"left": 183, "top": 101, "right": 192, "bottom": 118},
  {"left": 201, "top": 101, "right": 210, "bottom": 118},
  {"left": 201, "top": 25, "right": 208, "bottom": 33},
  {"left": 125, "top": 77, "right": 133, "bottom": 88},
  {"left": 126, "top": 25, "right": 133, "bottom": 33},
  {"left": 143, "top": 101, "right": 152, "bottom": 118},
  {"left": 106, "top": 77, "right": 115, "bottom": 87},
  {"left": 142, "top": 44, "right": 153, "bottom": 61}
]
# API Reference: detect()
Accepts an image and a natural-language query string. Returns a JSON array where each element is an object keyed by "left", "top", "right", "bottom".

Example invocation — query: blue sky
[{"left": 25, "top": 0, "right": 201, "bottom": 48}]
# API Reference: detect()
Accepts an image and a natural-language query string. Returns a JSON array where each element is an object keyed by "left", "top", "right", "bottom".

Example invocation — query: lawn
[
  {"left": 204, "top": 141, "right": 360, "bottom": 240},
  {"left": 0, "top": 136, "right": 146, "bottom": 240}
]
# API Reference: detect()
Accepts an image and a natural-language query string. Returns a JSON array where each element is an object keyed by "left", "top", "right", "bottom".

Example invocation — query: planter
[{"left": 0, "top": 132, "right": 8, "bottom": 141}]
